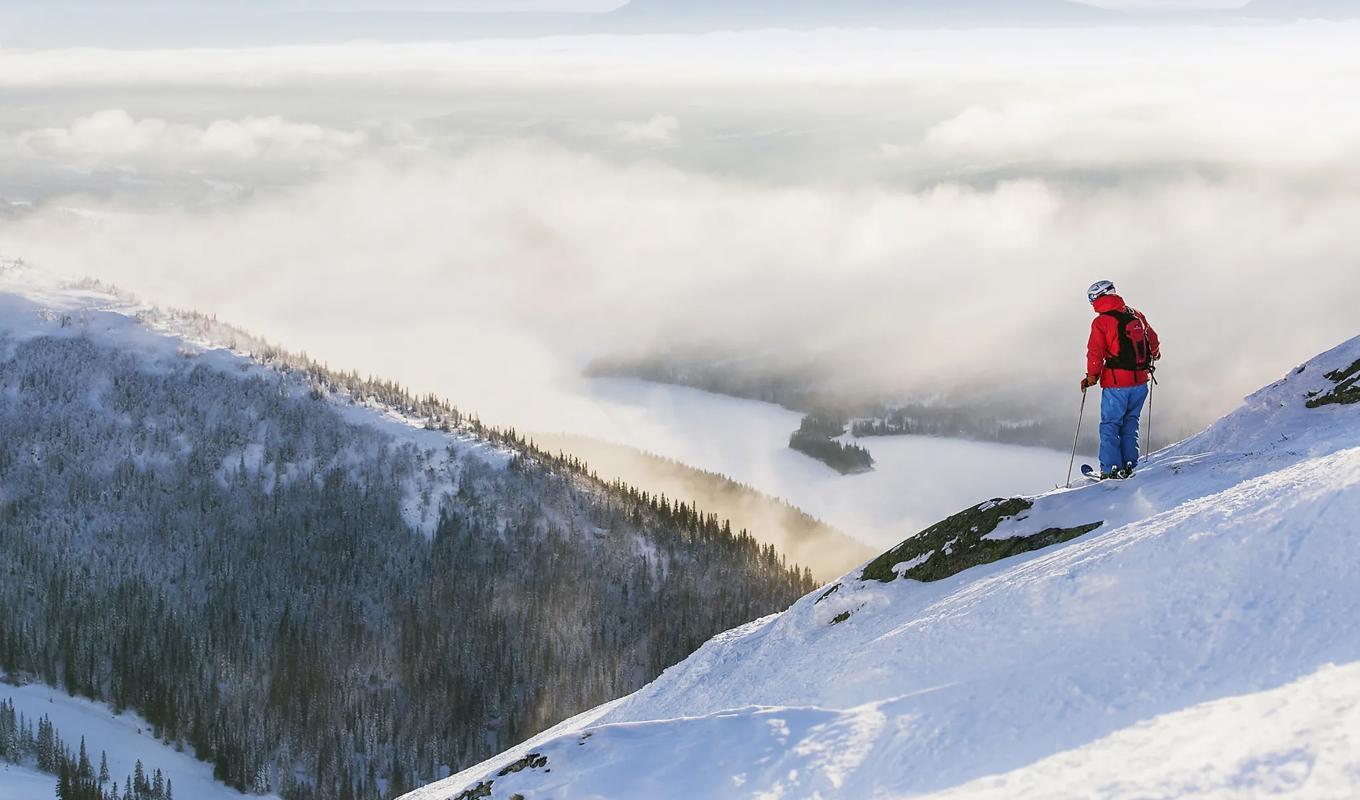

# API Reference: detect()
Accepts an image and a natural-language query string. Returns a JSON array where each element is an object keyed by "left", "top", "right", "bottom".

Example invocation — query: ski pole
[
  {"left": 1066, "top": 388, "right": 1087, "bottom": 488},
  {"left": 1144, "top": 376, "right": 1154, "bottom": 460}
]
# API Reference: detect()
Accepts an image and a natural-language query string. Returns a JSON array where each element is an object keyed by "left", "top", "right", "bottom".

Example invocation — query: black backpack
[{"left": 1102, "top": 308, "right": 1153, "bottom": 372}]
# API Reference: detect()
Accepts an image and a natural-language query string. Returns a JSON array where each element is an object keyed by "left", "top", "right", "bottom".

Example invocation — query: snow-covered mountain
[
  {"left": 1240, "top": 0, "right": 1360, "bottom": 20},
  {"left": 608, "top": 0, "right": 1110, "bottom": 29},
  {"left": 406, "top": 334, "right": 1360, "bottom": 798},
  {"left": 0, "top": 264, "right": 814, "bottom": 799}
]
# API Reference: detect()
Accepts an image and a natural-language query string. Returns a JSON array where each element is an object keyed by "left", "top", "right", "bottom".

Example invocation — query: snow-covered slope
[
  {"left": 406, "top": 335, "right": 1360, "bottom": 799},
  {"left": 0, "top": 764, "right": 56, "bottom": 800},
  {"left": 1, "top": 679, "right": 276, "bottom": 800}
]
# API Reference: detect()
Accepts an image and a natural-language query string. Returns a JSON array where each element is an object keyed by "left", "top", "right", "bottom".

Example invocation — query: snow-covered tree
[{"left": 0, "top": 315, "right": 815, "bottom": 800}]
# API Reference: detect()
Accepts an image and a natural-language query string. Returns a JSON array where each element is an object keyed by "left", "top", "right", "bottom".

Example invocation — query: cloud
[
  {"left": 10, "top": 110, "right": 368, "bottom": 171},
  {"left": 921, "top": 95, "right": 1360, "bottom": 171},
  {"left": 608, "top": 115, "right": 680, "bottom": 146},
  {"left": 2, "top": 24, "right": 1358, "bottom": 447},
  {"left": 5, "top": 142, "right": 1359, "bottom": 442}
]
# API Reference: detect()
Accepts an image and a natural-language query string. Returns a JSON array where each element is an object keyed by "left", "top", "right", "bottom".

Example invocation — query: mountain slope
[
  {"left": 612, "top": 0, "right": 1109, "bottom": 24},
  {"left": 530, "top": 433, "right": 874, "bottom": 581},
  {"left": 0, "top": 266, "right": 815, "bottom": 800},
  {"left": 406, "top": 334, "right": 1360, "bottom": 799},
  {"left": 607, "top": 0, "right": 1110, "bottom": 30},
  {"left": 1, "top": 679, "right": 272, "bottom": 800},
  {"left": 1240, "top": 0, "right": 1360, "bottom": 20}
]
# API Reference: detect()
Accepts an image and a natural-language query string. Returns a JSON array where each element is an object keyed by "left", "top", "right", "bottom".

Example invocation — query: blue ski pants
[{"left": 1100, "top": 383, "right": 1149, "bottom": 473}]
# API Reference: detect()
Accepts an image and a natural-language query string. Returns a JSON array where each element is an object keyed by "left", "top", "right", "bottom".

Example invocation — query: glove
[{"left": 1080, "top": 374, "right": 1100, "bottom": 391}]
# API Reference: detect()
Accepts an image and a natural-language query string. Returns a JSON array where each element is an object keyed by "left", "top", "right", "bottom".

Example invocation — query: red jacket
[{"left": 1087, "top": 294, "right": 1161, "bottom": 388}]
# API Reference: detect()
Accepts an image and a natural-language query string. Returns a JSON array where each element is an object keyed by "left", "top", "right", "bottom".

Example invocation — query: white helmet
[{"left": 1087, "top": 280, "right": 1116, "bottom": 304}]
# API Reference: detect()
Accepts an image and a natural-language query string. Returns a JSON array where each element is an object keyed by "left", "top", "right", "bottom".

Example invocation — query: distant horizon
[
  {"left": 1, "top": 0, "right": 1336, "bottom": 51},
  {"left": 0, "top": 0, "right": 1259, "bottom": 10}
]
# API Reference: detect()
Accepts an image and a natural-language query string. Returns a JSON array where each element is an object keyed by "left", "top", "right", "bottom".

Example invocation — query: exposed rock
[
  {"left": 497, "top": 753, "right": 549, "bottom": 777},
  {"left": 862, "top": 498, "right": 1101, "bottom": 583},
  {"left": 450, "top": 781, "right": 492, "bottom": 800},
  {"left": 1307, "top": 359, "right": 1360, "bottom": 408}
]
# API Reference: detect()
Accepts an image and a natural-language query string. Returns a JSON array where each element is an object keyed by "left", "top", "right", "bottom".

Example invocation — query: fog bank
[{"left": 2, "top": 24, "right": 1357, "bottom": 485}]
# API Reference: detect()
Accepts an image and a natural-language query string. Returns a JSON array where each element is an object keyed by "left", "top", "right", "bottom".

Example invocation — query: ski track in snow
[{"left": 407, "top": 335, "right": 1360, "bottom": 800}]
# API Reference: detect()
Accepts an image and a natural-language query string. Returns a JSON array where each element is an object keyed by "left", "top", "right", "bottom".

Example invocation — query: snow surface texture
[
  {"left": 407, "top": 335, "right": 1360, "bottom": 799},
  {"left": 0, "top": 763, "right": 56, "bottom": 800},
  {"left": 1, "top": 680, "right": 277, "bottom": 800}
]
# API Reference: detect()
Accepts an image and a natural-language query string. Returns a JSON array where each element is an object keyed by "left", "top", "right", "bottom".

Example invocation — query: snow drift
[{"left": 406, "top": 335, "right": 1360, "bottom": 799}]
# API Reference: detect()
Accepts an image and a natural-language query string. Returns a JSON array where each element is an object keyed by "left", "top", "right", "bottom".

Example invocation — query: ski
[{"left": 1081, "top": 464, "right": 1136, "bottom": 481}]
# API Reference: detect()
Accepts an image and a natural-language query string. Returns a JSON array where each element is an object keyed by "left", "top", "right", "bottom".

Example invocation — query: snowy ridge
[
  {"left": 0, "top": 268, "right": 512, "bottom": 538},
  {"left": 406, "top": 336, "right": 1360, "bottom": 799}
]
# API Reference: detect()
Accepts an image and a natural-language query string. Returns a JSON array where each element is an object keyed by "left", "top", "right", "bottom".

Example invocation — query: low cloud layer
[
  {"left": 2, "top": 24, "right": 1358, "bottom": 445},
  {"left": 9, "top": 110, "right": 368, "bottom": 171},
  {"left": 921, "top": 95, "right": 1360, "bottom": 172}
]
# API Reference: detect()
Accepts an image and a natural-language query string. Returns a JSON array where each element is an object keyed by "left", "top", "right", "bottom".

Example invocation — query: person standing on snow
[{"left": 1081, "top": 280, "right": 1161, "bottom": 479}]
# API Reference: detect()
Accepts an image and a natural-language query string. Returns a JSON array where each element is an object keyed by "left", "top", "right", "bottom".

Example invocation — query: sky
[
  {"left": 1, "top": 19, "right": 1358, "bottom": 451},
  {"left": 0, "top": 1, "right": 1308, "bottom": 50},
  {"left": 227, "top": 1, "right": 1241, "bottom": 8},
  {"left": 0, "top": 0, "right": 1248, "bottom": 9}
]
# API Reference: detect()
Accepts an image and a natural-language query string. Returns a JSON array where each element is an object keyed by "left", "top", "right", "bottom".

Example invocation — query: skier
[{"left": 1081, "top": 280, "right": 1161, "bottom": 479}]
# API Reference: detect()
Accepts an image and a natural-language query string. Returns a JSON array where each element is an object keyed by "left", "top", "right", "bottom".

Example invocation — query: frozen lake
[{"left": 554, "top": 378, "right": 1082, "bottom": 551}]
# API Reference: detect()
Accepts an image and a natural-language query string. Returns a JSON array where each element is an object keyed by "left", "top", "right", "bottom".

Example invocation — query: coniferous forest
[{"left": 0, "top": 320, "right": 817, "bottom": 800}]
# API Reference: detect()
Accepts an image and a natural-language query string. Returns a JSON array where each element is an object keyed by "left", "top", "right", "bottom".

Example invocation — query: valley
[{"left": 565, "top": 377, "right": 1079, "bottom": 551}]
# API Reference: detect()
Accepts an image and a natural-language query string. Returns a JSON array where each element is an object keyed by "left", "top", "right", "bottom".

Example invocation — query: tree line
[{"left": 0, "top": 323, "right": 816, "bottom": 800}]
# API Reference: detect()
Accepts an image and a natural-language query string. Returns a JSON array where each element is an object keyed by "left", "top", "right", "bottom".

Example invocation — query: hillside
[
  {"left": 406, "top": 333, "right": 1360, "bottom": 798},
  {"left": 1, "top": 678, "right": 271, "bottom": 800},
  {"left": 0, "top": 266, "right": 815, "bottom": 800},
  {"left": 607, "top": 0, "right": 1109, "bottom": 29},
  {"left": 530, "top": 434, "right": 874, "bottom": 580}
]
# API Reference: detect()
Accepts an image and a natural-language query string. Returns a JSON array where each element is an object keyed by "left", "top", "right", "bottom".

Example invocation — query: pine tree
[
  {"left": 57, "top": 756, "right": 72, "bottom": 800},
  {"left": 77, "top": 736, "right": 92, "bottom": 781},
  {"left": 99, "top": 751, "right": 110, "bottom": 785},
  {"left": 36, "top": 716, "right": 54, "bottom": 772}
]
